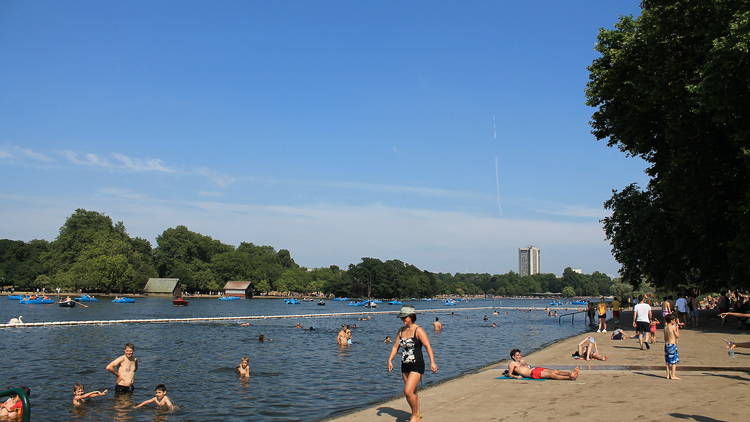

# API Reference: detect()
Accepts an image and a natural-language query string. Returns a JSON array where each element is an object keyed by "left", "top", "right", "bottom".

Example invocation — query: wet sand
[{"left": 326, "top": 311, "right": 750, "bottom": 422}]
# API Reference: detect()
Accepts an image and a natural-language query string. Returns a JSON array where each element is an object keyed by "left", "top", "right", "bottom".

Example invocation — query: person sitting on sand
[
  {"left": 610, "top": 327, "right": 634, "bottom": 341},
  {"left": 236, "top": 357, "right": 250, "bottom": 378},
  {"left": 507, "top": 349, "right": 579, "bottom": 380},
  {"left": 572, "top": 336, "right": 607, "bottom": 361},
  {"left": 72, "top": 383, "right": 107, "bottom": 406},
  {"left": 134, "top": 384, "right": 174, "bottom": 411},
  {"left": 720, "top": 312, "right": 750, "bottom": 349}
]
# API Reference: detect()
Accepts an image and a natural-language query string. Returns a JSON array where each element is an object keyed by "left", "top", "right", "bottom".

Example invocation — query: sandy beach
[{"left": 326, "top": 311, "right": 750, "bottom": 422}]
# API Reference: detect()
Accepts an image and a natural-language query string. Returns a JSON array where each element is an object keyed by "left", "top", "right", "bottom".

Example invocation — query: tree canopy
[
  {"left": 0, "top": 209, "right": 615, "bottom": 296},
  {"left": 587, "top": 0, "right": 750, "bottom": 291}
]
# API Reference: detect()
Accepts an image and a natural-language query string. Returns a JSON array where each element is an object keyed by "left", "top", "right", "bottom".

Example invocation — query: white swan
[{"left": 8, "top": 316, "right": 24, "bottom": 325}]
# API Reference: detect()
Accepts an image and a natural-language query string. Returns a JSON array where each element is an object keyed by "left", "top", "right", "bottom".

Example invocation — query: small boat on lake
[
  {"left": 317, "top": 300, "right": 326, "bottom": 306},
  {"left": 75, "top": 295, "right": 98, "bottom": 302},
  {"left": 172, "top": 297, "right": 189, "bottom": 306},
  {"left": 59, "top": 300, "right": 76, "bottom": 308},
  {"left": 112, "top": 297, "right": 135, "bottom": 303},
  {"left": 387, "top": 300, "right": 404, "bottom": 305},
  {"left": 218, "top": 296, "right": 240, "bottom": 301},
  {"left": 6, "top": 295, "right": 23, "bottom": 300},
  {"left": 284, "top": 298, "right": 301, "bottom": 304},
  {"left": 20, "top": 297, "right": 55, "bottom": 304}
]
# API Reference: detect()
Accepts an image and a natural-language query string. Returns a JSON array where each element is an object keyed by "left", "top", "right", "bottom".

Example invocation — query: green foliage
[
  {"left": 0, "top": 209, "right": 613, "bottom": 296},
  {"left": 561, "top": 286, "right": 576, "bottom": 297},
  {"left": 588, "top": 1, "right": 750, "bottom": 291}
]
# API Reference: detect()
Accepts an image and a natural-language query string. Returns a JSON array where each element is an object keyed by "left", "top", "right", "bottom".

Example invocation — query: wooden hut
[
  {"left": 143, "top": 278, "right": 182, "bottom": 297},
  {"left": 223, "top": 281, "right": 254, "bottom": 299}
]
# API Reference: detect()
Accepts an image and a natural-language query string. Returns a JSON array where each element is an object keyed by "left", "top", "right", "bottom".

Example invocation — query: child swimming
[
  {"left": 72, "top": 383, "right": 107, "bottom": 406},
  {"left": 134, "top": 384, "right": 174, "bottom": 411},
  {"left": 236, "top": 357, "right": 251, "bottom": 378}
]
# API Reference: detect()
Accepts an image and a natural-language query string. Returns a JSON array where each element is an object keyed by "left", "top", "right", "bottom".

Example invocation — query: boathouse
[
  {"left": 143, "top": 278, "right": 182, "bottom": 297},
  {"left": 223, "top": 281, "right": 254, "bottom": 298}
]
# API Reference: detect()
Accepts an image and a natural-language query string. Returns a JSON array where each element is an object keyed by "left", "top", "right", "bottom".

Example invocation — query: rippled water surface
[{"left": 1, "top": 297, "right": 586, "bottom": 421}]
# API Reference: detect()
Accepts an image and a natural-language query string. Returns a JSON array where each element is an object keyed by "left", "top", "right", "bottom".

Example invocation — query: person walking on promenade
[
  {"left": 106, "top": 343, "right": 138, "bottom": 394},
  {"left": 633, "top": 295, "right": 653, "bottom": 350},
  {"left": 387, "top": 306, "right": 438, "bottom": 422},
  {"left": 597, "top": 297, "right": 608, "bottom": 332}
]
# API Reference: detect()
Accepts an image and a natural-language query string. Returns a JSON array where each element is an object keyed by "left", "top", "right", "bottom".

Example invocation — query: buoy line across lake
[{"left": 0, "top": 305, "right": 583, "bottom": 328}]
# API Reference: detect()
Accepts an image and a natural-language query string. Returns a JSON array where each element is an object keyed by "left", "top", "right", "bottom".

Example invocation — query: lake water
[{"left": 1, "top": 297, "right": 587, "bottom": 421}]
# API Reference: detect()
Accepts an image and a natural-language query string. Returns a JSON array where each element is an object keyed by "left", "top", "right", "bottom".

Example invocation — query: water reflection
[{"left": 113, "top": 393, "right": 134, "bottom": 421}]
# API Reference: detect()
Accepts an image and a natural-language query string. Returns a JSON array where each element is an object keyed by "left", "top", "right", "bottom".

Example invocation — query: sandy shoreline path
[{"left": 325, "top": 311, "right": 750, "bottom": 422}]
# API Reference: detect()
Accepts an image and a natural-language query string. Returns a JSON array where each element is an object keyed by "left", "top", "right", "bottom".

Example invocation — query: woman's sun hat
[{"left": 398, "top": 305, "right": 416, "bottom": 318}]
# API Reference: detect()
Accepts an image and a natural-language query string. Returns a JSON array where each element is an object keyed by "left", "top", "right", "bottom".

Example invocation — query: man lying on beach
[{"left": 507, "top": 349, "right": 580, "bottom": 380}]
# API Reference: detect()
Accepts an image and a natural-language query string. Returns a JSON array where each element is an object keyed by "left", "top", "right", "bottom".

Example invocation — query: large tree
[{"left": 587, "top": 0, "right": 750, "bottom": 291}]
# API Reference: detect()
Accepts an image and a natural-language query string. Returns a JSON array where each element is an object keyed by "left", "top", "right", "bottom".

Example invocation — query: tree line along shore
[{"left": 0, "top": 209, "right": 621, "bottom": 298}]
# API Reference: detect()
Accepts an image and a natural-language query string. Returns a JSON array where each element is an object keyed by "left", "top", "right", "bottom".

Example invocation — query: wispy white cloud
[
  {"left": 198, "top": 191, "right": 225, "bottom": 198},
  {"left": 539, "top": 205, "right": 609, "bottom": 219},
  {"left": 193, "top": 167, "right": 235, "bottom": 188},
  {"left": 0, "top": 191, "right": 618, "bottom": 276},
  {"left": 0, "top": 145, "right": 52, "bottom": 162},
  {"left": 112, "top": 153, "right": 173, "bottom": 173}
]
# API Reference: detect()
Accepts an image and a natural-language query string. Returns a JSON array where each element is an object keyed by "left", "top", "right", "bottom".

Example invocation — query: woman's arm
[
  {"left": 386, "top": 330, "right": 401, "bottom": 372},
  {"left": 417, "top": 327, "right": 438, "bottom": 373}
]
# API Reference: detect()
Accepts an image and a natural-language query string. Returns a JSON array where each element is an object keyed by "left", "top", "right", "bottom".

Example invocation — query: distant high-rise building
[{"left": 518, "top": 246, "right": 541, "bottom": 276}]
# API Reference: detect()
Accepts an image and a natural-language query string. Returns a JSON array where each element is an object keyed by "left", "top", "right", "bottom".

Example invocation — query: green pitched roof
[{"left": 143, "top": 278, "right": 180, "bottom": 293}]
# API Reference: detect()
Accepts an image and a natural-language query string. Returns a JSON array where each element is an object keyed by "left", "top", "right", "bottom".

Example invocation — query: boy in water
[
  {"left": 664, "top": 314, "right": 680, "bottom": 379},
  {"left": 236, "top": 357, "right": 251, "bottom": 378},
  {"left": 106, "top": 343, "right": 138, "bottom": 393},
  {"left": 134, "top": 384, "right": 174, "bottom": 411},
  {"left": 72, "top": 383, "right": 107, "bottom": 406}
]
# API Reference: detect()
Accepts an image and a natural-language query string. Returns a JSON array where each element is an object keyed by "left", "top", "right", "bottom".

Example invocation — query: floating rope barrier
[{"left": 0, "top": 306, "right": 583, "bottom": 329}]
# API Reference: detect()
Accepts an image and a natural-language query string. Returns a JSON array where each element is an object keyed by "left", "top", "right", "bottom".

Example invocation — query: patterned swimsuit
[{"left": 400, "top": 329, "right": 425, "bottom": 374}]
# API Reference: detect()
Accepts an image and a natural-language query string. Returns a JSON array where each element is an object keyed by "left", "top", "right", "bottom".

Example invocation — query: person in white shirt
[
  {"left": 632, "top": 295, "right": 653, "bottom": 350},
  {"left": 675, "top": 295, "right": 689, "bottom": 326}
]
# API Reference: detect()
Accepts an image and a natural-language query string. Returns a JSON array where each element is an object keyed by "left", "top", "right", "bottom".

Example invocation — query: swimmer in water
[
  {"left": 236, "top": 357, "right": 250, "bottom": 378},
  {"left": 384, "top": 335, "right": 392, "bottom": 344},
  {"left": 72, "top": 383, "right": 107, "bottom": 406},
  {"left": 134, "top": 384, "right": 174, "bottom": 411}
]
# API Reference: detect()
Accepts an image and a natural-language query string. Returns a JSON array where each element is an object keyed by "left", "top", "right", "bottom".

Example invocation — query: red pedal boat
[{"left": 172, "top": 297, "right": 189, "bottom": 306}]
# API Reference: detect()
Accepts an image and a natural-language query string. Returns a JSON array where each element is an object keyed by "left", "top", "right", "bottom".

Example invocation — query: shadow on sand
[
  {"left": 669, "top": 413, "right": 728, "bottom": 422},
  {"left": 376, "top": 407, "right": 411, "bottom": 422}
]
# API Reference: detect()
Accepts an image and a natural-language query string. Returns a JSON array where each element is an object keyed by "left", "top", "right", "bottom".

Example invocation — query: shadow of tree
[
  {"left": 699, "top": 372, "right": 750, "bottom": 381},
  {"left": 669, "top": 413, "right": 728, "bottom": 422},
  {"left": 376, "top": 407, "right": 411, "bottom": 422}
]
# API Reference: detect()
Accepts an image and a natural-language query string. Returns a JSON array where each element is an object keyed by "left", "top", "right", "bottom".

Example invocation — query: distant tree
[{"left": 562, "top": 286, "right": 576, "bottom": 297}]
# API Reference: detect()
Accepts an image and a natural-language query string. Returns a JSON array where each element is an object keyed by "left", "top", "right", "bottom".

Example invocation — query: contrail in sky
[{"left": 493, "top": 114, "right": 503, "bottom": 215}]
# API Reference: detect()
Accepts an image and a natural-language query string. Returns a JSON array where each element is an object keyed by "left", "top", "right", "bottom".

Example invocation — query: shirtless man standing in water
[
  {"left": 106, "top": 343, "right": 138, "bottom": 393},
  {"left": 507, "top": 349, "right": 579, "bottom": 380}
]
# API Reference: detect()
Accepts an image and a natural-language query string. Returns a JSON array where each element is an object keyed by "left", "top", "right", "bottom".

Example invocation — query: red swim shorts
[{"left": 530, "top": 367, "right": 546, "bottom": 379}]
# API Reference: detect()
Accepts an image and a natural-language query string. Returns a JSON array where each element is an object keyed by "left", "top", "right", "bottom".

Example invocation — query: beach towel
[{"left": 495, "top": 376, "right": 546, "bottom": 381}]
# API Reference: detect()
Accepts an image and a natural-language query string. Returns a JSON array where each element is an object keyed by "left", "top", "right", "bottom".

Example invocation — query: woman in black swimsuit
[{"left": 387, "top": 306, "right": 438, "bottom": 422}]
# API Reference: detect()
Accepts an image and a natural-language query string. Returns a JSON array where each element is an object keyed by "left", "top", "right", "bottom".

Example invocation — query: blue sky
[{"left": 0, "top": 1, "right": 647, "bottom": 276}]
